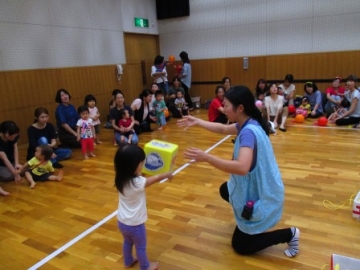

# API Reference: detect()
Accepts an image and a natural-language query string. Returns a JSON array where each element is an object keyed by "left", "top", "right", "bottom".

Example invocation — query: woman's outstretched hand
[
  {"left": 177, "top": 115, "right": 198, "bottom": 130},
  {"left": 184, "top": 147, "right": 208, "bottom": 162}
]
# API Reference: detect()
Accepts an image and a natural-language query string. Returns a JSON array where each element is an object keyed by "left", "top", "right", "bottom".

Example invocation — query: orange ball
[
  {"left": 164, "top": 108, "right": 169, "bottom": 118},
  {"left": 295, "top": 114, "right": 305, "bottom": 123},
  {"left": 168, "top": 55, "right": 175, "bottom": 63}
]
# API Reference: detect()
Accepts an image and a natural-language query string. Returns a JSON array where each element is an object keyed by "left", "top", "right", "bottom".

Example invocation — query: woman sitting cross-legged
[
  {"left": 303, "top": 82, "right": 324, "bottom": 118},
  {"left": 110, "top": 91, "right": 139, "bottom": 145},
  {"left": 336, "top": 74, "right": 360, "bottom": 127},
  {"left": 27, "top": 107, "right": 71, "bottom": 169},
  {"left": 131, "top": 89, "right": 157, "bottom": 134}
]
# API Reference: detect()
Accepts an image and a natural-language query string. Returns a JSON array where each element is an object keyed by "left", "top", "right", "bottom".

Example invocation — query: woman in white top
[
  {"left": 264, "top": 84, "right": 284, "bottom": 129},
  {"left": 278, "top": 74, "right": 296, "bottom": 106},
  {"left": 336, "top": 75, "right": 360, "bottom": 126},
  {"left": 278, "top": 74, "right": 296, "bottom": 132},
  {"left": 131, "top": 89, "right": 156, "bottom": 134},
  {"left": 151, "top": 55, "right": 169, "bottom": 97}
]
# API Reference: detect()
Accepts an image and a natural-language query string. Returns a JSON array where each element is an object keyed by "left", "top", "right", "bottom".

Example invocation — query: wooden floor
[{"left": 1, "top": 109, "right": 360, "bottom": 270}]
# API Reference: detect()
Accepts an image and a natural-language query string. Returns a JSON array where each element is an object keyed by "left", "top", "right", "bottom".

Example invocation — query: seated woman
[
  {"left": 324, "top": 77, "right": 345, "bottom": 115},
  {"left": 167, "top": 77, "right": 185, "bottom": 118},
  {"left": 264, "top": 84, "right": 284, "bottom": 128},
  {"left": 0, "top": 121, "right": 22, "bottom": 186},
  {"left": 208, "top": 86, "right": 227, "bottom": 124},
  {"left": 131, "top": 89, "right": 157, "bottom": 134},
  {"left": 336, "top": 75, "right": 360, "bottom": 126},
  {"left": 55, "top": 89, "right": 80, "bottom": 148},
  {"left": 303, "top": 82, "right": 323, "bottom": 118},
  {"left": 222, "top": 76, "right": 231, "bottom": 92},
  {"left": 279, "top": 74, "right": 296, "bottom": 106},
  {"left": 255, "top": 78, "right": 268, "bottom": 103},
  {"left": 105, "top": 89, "right": 123, "bottom": 128},
  {"left": 27, "top": 108, "right": 72, "bottom": 169},
  {"left": 110, "top": 91, "right": 139, "bottom": 144}
]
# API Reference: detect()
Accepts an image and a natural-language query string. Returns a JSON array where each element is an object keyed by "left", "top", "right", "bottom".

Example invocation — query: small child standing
[
  {"left": 328, "top": 98, "right": 351, "bottom": 123},
  {"left": 84, "top": 94, "right": 102, "bottom": 144},
  {"left": 118, "top": 109, "right": 135, "bottom": 144},
  {"left": 77, "top": 106, "right": 96, "bottom": 159},
  {"left": 153, "top": 90, "right": 167, "bottom": 130},
  {"left": 114, "top": 144, "right": 173, "bottom": 270},
  {"left": 295, "top": 97, "right": 311, "bottom": 117},
  {"left": 21, "top": 145, "right": 64, "bottom": 189},
  {"left": 174, "top": 90, "right": 189, "bottom": 117}
]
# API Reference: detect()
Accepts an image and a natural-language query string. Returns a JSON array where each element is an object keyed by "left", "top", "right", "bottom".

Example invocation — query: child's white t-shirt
[
  {"left": 117, "top": 176, "right": 147, "bottom": 226},
  {"left": 76, "top": 118, "right": 94, "bottom": 138}
]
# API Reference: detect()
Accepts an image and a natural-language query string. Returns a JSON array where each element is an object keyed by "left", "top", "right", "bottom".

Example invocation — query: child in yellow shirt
[
  {"left": 21, "top": 145, "right": 63, "bottom": 189},
  {"left": 295, "top": 97, "right": 311, "bottom": 117}
]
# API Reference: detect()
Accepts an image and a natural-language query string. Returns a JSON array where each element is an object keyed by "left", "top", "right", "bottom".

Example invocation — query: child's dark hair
[
  {"left": 176, "top": 90, "right": 184, "bottom": 96},
  {"left": 78, "top": 105, "right": 89, "bottom": 114},
  {"left": 340, "top": 98, "right": 351, "bottom": 108},
  {"left": 84, "top": 94, "right": 96, "bottom": 105},
  {"left": 284, "top": 74, "right": 294, "bottom": 84},
  {"left": 302, "top": 96, "right": 310, "bottom": 103},
  {"left": 114, "top": 144, "right": 146, "bottom": 194},
  {"left": 225, "top": 86, "right": 269, "bottom": 136},
  {"left": 154, "top": 89, "right": 163, "bottom": 98},
  {"left": 119, "top": 109, "right": 128, "bottom": 118},
  {"left": 0, "top": 121, "right": 20, "bottom": 136},
  {"left": 38, "top": 145, "right": 53, "bottom": 161},
  {"left": 55, "top": 89, "right": 71, "bottom": 103}
]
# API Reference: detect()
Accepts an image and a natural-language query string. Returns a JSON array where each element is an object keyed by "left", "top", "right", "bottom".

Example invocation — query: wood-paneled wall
[
  {"left": 1, "top": 50, "right": 359, "bottom": 145},
  {"left": 166, "top": 50, "right": 360, "bottom": 103},
  {"left": 0, "top": 65, "right": 131, "bottom": 144}
]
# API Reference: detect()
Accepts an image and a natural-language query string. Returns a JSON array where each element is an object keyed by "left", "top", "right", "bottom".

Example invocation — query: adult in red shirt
[
  {"left": 208, "top": 86, "right": 227, "bottom": 124},
  {"left": 324, "top": 77, "right": 345, "bottom": 114}
]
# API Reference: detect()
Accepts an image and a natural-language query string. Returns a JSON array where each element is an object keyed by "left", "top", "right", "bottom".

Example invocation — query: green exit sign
[{"left": 134, "top": 17, "right": 149, "bottom": 28}]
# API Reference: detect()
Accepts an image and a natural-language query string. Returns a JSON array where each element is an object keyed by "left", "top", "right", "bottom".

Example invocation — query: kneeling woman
[{"left": 178, "top": 86, "right": 300, "bottom": 257}]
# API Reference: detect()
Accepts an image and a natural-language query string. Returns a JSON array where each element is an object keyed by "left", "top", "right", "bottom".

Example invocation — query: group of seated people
[
  {"left": 0, "top": 82, "right": 192, "bottom": 195},
  {"left": 207, "top": 74, "right": 360, "bottom": 131},
  {"left": 1, "top": 74, "right": 359, "bottom": 195}
]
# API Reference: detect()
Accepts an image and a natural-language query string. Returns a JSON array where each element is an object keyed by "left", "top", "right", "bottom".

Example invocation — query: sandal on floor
[
  {"left": 279, "top": 127, "right": 287, "bottom": 132},
  {"left": 353, "top": 124, "right": 360, "bottom": 128}
]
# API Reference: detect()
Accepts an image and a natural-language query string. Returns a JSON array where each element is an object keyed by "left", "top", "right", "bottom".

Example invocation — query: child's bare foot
[
  {"left": 125, "top": 258, "right": 138, "bottom": 268},
  {"left": 90, "top": 152, "right": 96, "bottom": 157},
  {"left": 57, "top": 171, "right": 64, "bottom": 181},
  {"left": 96, "top": 140, "right": 102, "bottom": 144},
  {"left": 29, "top": 182, "right": 36, "bottom": 189},
  {"left": 157, "top": 126, "right": 163, "bottom": 130},
  {"left": 0, "top": 187, "right": 10, "bottom": 196},
  {"left": 148, "top": 262, "right": 159, "bottom": 270},
  {"left": 84, "top": 155, "right": 89, "bottom": 160}
]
